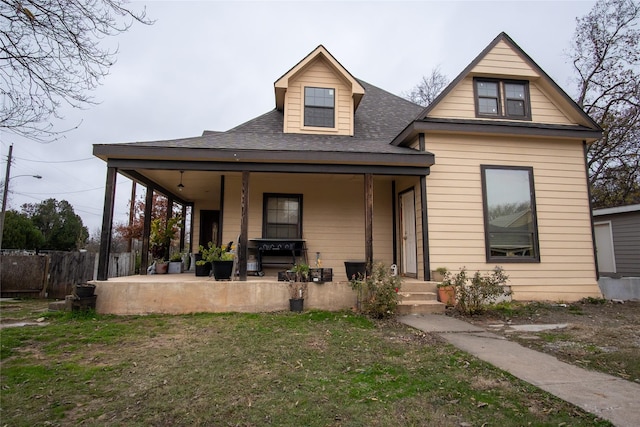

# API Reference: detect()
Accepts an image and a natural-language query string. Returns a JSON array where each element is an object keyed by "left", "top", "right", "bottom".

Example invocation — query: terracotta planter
[
  {"left": 155, "top": 262, "right": 169, "bottom": 274},
  {"left": 437, "top": 286, "right": 456, "bottom": 306}
]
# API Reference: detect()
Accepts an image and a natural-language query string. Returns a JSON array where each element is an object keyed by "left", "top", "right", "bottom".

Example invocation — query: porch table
[{"left": 250, "top": 238, "right": 307, "bottom": 273}]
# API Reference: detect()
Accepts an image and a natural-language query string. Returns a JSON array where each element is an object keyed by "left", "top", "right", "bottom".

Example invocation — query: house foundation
[{"left": 90, "top": 274, "right": 358, "bottom": 315}]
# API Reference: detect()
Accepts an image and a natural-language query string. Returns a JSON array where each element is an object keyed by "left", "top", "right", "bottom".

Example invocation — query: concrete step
[
  {"left": 48, "top": 300, "right": 66, "bottom": 311},
  {"left": 397, "top": 300, "right": 445, "bottom": 315},
  {"left": 398, "top": 291, "right": 438, "bottom": 302},
  {"left": 401, "top": 281, "right": 439, "bottom": 293}
]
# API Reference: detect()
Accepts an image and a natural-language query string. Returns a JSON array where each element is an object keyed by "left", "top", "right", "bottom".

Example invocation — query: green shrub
[
  {"left": 443, "top": 266, "right": 511, "bottom": 315},
  {"left": 350, "top": 262, "right": 402, "bottom": 319}
]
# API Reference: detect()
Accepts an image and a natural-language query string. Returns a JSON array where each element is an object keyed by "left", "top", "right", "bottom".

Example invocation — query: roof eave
[
  {"left": 93, "top": 144, "right": 434, "bottom": 168},
  {"left": 418, "top": 32, "right": 602, "bottom": 131},
  {"left": 391, "top": 120, "right": 603, "bottom": 146}
]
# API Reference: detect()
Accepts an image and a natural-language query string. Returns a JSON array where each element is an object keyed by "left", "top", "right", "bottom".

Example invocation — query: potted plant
[
  {"left": 168, "top": 252, "right": 184, "bottom": 274},
  {"left": 197, "top": 241, "right": 235, "bottom": 280},
  {"left": 73, "top": 282, "right": 96, "bottom": 298},
  {"left": 287, "top": 263, "right": 309, "bottom": 312},
  {"left": 431, "top": 267, "right": 448, "bottom": 282},
  {"left": 344, "top": 260, "right": 367, "bottom": 281},
  {"left": 150, "top": 216, "right": 182, "bottom": 274},
  {"left": 436, "top": 267, "right": 456, "bottom": 307},
  {"left": 194, "top": 245, "right": 212, "bottom": 277}
]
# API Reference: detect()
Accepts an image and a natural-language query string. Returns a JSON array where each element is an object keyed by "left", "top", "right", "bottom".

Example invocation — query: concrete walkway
[{"left": 399, "top": 314, "right": 640, "bottom": 427}]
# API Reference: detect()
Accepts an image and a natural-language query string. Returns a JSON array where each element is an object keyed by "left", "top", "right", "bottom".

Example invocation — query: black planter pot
[
  {"left": 289, "top": 298, "right": 304, "bottom": 312},
  {"left": 212, "top": 260, "right": 234, "bottom": 280},
  {"left": 344, "top": 261, "right": 367, "bottom": 281},
  {"left": 194, "top": 253, "right": 211, "bottom": 277},
  {"left": 73, "top": 283, "right": 96, "bottom": 298},
  {"left": 195, "top": 262, "right": 211, "bottom": 277}
]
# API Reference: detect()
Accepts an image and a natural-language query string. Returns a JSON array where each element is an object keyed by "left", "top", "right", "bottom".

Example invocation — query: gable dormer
[
  {"left": 424, "top": 33, "right": 599, "bottom": 129},
  {"left": 274, "top": 45, "right": 365, "bottom": 136}
]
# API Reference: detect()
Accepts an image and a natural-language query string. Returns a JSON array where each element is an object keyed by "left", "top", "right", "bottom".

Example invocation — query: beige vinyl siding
[
  {"left": 429, "top": 40, "right": 576, "bottom": 125},
  {"left": 425, "top": 134, "right": 600, "bottom": 301},
  {"left": 284, "top": 57, "right": 354, "bottom": 135},
  {"left": 529, "top": 84, "right": 573, "bottom": 125},
  {"left": 429, "top": 77, "right": 574, "bottom": 125},
  {"left": 429, "top": 77, "right": 576, "bottom": 125},
  {"left": 471, "top": 39, "right": 539, "bottom": 77},
  {"left": 429, "top": 78, "right": 476, "bottom": 119},
  {"left": 221, "top": 173, "right": 394, "bottom": 280}
]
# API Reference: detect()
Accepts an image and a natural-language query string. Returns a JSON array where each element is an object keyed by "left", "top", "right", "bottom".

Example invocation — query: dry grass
[{"left": 0, "top": 299, "right": 611, "bottom": 426}]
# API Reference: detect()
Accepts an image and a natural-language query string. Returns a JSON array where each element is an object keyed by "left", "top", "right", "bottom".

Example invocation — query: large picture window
[
  {"left": 304, "top": 87, "right": 335, "bottom": 128},
  {"left": 263, "top": 194, "right": 302, "bottom": 239},
  {"left": 481, "top": 166, "right": 540, "bottom": 262}
]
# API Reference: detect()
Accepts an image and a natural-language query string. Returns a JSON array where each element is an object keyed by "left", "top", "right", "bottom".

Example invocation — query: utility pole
[
  {"left": 0, "top": 144, "right": 13, "bottom": 289},
  {"left": 0, "top": 144, "right": 13, "bottom": 252}
]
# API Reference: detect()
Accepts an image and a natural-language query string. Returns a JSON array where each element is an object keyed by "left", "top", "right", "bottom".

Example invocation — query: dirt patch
[{"left": 448, "top": 300, "right": 640, "bottom": 382}]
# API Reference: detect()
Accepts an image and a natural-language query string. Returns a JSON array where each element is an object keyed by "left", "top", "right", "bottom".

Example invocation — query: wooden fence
[{"left": 1, "top": 251, "right": 135, "bottom": 299}]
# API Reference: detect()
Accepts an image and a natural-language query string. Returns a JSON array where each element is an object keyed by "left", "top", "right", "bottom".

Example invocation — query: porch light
[{"left": 177, "top": 170, "right": 184, "bottom": 191}]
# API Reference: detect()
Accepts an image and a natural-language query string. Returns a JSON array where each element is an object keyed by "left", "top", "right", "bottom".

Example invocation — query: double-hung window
[
  {"left": 481, "top": 166, "right": 540, "bottom": 262},
  {"left": 304, "top": 87, "right": 335, "bottom": 128},
  {"left": 263, "top": 194, "right": 302, "bottom": 239},
  {"left": 474, "top": 78, "right": 530, "bottom": 120}
]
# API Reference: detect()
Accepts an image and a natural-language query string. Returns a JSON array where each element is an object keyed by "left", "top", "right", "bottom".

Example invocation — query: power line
[{"left": 13, "top": 156, "right": 97, "bottom": 163}]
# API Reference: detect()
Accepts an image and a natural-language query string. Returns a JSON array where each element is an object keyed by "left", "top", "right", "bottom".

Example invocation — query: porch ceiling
[{"left": 122, "top": 169, "right": 415, "bottom": 204}]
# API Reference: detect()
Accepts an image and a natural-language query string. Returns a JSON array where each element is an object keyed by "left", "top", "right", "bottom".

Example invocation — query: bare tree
[
  {"left": 0, "top": 0, "right": 152, "bottom": 141},
  {"left": 403, "top": 66, "right": 449, "bottom": 107},
  {"left": 569, "top": 0, "right": 640, "bottom": 208}
]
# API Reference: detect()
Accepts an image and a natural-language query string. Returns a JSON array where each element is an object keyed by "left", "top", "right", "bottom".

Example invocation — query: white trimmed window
[{"left": 304, "top": 87, "right": 335, "bottom": 127}]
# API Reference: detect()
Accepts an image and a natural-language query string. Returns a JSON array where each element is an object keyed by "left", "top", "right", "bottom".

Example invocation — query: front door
[
  {"left": 399, "top": 189, "right": 417, "bottom": 277},
  {"left": 199, "top": 210, "right": 220, "bottom": 248}
]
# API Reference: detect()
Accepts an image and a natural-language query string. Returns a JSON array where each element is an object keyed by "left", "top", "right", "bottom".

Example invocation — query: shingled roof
[{"left": 99, "top": 81, "right": 426, "bottom": 156}]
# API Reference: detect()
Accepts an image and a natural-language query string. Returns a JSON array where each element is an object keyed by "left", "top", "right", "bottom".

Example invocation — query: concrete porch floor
[{"left": 90, "top": 273, "right": 443, "bottom": 315}]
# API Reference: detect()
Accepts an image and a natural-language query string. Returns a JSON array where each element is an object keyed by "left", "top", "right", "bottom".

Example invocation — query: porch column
[
  {"left": 419, "top": 133, "right": 431, "bottom": 281},
  {"left": 97, "top": 167, "right": 117, "bottom": 281},
  {"left": 127, "top": 181, "right": 136, "bottom": 253},
  {"left": 180, "top": 204, "right": 187, "bottom": 253},
  {"left": 165, "top": 197, "right": 174, "bottom": 262},
  {"left": 238, "top": 171, "right": 249, "bottom": 281},
  {"left": 140, "top": 187, "right": 153, "bottom": 275},
  {"left": 365, "top": 173, "right": 373, "bottom": 269},
  {"left": 420, "top": 175, "right": 430, "bottom": 281}
]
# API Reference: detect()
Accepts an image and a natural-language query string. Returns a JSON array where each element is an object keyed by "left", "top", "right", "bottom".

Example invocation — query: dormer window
[
  {"left": 474, "top": 78, "right": 530, "bottom": 120},
  {"left": 304, "top": 87, "right": 335, "bottom": 128}
]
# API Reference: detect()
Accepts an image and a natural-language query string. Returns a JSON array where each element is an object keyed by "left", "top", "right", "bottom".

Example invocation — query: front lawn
[{"left": 0, "top": 300, "right": 609, "bottom": 426}]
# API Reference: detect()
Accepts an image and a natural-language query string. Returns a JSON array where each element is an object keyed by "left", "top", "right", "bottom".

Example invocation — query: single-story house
[
  {"left": 593, "top": 204, "right": 640, "bottom": 300},
  {"left": 93, "top": 32, "right": 603, "bottom": 312}
]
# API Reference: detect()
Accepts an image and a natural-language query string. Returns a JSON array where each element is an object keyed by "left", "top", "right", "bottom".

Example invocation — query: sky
[{"left": 1, "top": 0, "right": 597, "bottom": 235}]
